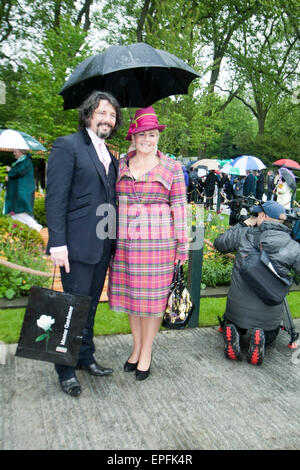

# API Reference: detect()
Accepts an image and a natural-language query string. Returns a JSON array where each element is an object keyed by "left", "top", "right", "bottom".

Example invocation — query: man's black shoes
[
  {"left": 77, "top": 361, "right": 113, "bottom": 376},
  {"left": 60, "top": 376, "right": 81, "bottom": 397}
]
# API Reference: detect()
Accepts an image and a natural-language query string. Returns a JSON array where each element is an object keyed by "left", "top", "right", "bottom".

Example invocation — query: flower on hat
[
  {"left": 125, "top": 106, "right": 166, "bottom": 140},
  {"left": 127, "top": 121, "right": 137, "bottom": 136}
]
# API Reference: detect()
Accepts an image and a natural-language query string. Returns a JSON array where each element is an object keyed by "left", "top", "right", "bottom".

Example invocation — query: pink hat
[{"left": 125, "top": 106, "right": 166, "bottom": 140}]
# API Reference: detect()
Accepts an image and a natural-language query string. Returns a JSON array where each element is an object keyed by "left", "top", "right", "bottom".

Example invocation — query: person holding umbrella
[
  {"left": 108, "top": 106, "right": 189, "bottom": 381},
  {"left": 275, "top": 167, "right": 296, "bottom": 209},
  {"left": 45, "top": 91, "right": 123, "bottom": 397},
  {"left": 4, "top": 149, "right": 42, "bottom": 232}
]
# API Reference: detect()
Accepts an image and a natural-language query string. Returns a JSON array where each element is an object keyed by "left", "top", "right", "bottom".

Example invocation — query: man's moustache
[{"left": 97, "top": 122, "right": 113, "bottom": 129}]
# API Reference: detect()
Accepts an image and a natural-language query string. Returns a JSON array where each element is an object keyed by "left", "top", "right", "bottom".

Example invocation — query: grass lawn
[{"left": 1, "top": 292, "right": 300, "bottom": 344}]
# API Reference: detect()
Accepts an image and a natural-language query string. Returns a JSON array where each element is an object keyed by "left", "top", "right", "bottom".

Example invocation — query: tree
[
  {"left": 6, "top": 18, "right": 92, "bottom": 147},
  {"left": 220, "top": 8, "right": 299, "bottom": 134},
  {"left": 0, "top": 0, "right": 95, "bottom": 64}
]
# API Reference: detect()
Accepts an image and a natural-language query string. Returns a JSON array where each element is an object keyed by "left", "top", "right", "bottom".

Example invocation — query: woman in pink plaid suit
[{"left": 108, "top": 107, "right": 188, "bottom": 380}]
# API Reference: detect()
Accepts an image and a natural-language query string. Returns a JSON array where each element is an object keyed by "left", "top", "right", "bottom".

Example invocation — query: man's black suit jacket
[{"left": 45, "top": 129, "right": 119, "bottom": 264}]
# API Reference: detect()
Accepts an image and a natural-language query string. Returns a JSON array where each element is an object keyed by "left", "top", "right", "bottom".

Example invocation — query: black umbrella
[{"left": 59, "top": 43, "right": 200, "bottom": 109}]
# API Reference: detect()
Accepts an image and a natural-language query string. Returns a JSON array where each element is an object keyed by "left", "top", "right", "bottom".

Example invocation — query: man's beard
[{"left": 96, "top": 123, "right": 113, "bottom": 139}]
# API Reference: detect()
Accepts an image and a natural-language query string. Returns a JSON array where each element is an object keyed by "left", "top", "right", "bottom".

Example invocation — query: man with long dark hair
[{"left": 46, "top": 91, "right": 123, "bottom": 396}]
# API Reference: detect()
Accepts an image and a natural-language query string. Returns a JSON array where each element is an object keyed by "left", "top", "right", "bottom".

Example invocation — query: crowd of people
[
  {"left": 186, "top": 166, "right": 296, "bottom": 211},
  {"left": 2, "top": 90, "right": 299, "bottom": 397}
]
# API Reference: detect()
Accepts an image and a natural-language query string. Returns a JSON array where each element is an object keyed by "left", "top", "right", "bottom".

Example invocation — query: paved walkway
[{"left": 1, "top": 319, "right": 300, "bottom": 450}]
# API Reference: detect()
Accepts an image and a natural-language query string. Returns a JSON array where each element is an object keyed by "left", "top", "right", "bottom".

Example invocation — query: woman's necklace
[{"left": 129, "top": 154, "right": 159, "bottom": 180}]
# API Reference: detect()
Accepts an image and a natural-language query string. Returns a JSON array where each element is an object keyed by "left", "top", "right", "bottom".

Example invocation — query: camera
[
  {"left": 228, "top": 195, "right": 300, "bottom": 243},
  {"left": 285, "top": 209, "right": 300, "bottom": 242},
  {"left": 228, "top": 195, "right": 261, "bottom": 226}
]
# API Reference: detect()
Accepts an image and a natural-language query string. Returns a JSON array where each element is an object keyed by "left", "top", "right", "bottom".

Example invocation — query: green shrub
[
  {"left": 33, "top": 196, "right": 47, "bottom": 226},
  {"left": 0, "top": 216, "right": 51, "bottom": 299},
  {"left": 0, "top": 165, "right": 7, "bottom": 184},
  {"left": 202, "top": 209, "right": 233, "bottom": 287},
  {"left": 201, "top": 257, "right": 233, "bottom": 287}
]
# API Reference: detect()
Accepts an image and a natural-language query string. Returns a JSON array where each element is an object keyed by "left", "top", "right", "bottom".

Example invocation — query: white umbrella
[
  {"left": 0, "top": 129, "right": 46, "bottom": 151},
  {"left": 191, "top": 159, "right": 219, "bottom": 171},
  {"left": 230, "top": 155, "right": 266, "bottom": 171}
]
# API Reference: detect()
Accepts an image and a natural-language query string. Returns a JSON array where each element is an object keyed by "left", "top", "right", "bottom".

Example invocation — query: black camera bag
[{"left": 239, "top": 233, "right": 292, "bottom": 306}]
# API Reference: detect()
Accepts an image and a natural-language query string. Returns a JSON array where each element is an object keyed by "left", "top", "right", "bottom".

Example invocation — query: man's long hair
[{"left": 78, "top": 91, "right": 123, "bottom": 138}]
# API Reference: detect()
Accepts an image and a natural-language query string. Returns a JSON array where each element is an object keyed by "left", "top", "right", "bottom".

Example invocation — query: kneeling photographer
[{"left": 214, "top": 200, "right": 300, "bottom": 366}]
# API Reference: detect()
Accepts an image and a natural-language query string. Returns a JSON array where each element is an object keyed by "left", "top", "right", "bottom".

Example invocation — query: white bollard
[{"left": 0, "top": 341, "right": 8, "bottom": 365}]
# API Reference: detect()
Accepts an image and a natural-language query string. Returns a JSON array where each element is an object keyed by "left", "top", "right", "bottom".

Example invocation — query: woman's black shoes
[
  {"left": 124, "top": 360, "right": 138, "bottom": 372},
  {"left": 124, "top": 357, "right": 151, "bottom": 380},
  {"left": 135, "top": 367, "right": 151, "bottom": 381}
]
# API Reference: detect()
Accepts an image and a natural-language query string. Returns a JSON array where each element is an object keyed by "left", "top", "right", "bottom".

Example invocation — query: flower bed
[
  {"left": 202, "top": 209, "right": 233, "bottom": 287},
  {"left": 185, "top": 205, "right": 233, "bottom": 288},
  {"left": 0, "top": 215, "right": 51, "bottom": 299}
]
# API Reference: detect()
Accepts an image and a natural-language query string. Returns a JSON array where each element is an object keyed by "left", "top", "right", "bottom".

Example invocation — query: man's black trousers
[{"left": 55, "top": 243, "right": 112, "bottom": 381}]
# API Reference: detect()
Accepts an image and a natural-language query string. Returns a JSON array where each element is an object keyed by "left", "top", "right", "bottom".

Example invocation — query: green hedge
[{"left": 33, "top": 196, "right": 47, "bottom": 226}]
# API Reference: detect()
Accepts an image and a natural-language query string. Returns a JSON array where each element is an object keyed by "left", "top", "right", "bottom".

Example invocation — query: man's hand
[
  {"left": 244, "top": 216, "right": 257, "bottom": 227},
  {"left": 50, "top": 248, "right": 70, "bottom": 273}
]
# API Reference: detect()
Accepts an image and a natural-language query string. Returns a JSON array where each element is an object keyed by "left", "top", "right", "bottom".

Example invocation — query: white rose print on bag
[{"left": 35, "top": 315, "right": 55, "bottom": 351}]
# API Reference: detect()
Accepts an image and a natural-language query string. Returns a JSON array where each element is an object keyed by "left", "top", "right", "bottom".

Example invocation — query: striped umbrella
[
  {"left": 220, "top": 163, "right": 246, "bottom": 176},
  {"left": 230, "top": 155, "right": 266, "bottom": 171}
]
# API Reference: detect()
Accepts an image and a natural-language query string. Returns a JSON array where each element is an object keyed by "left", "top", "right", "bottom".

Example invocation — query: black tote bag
[{"left": 16, "top": 279, "right": 92, "bottom": 366}]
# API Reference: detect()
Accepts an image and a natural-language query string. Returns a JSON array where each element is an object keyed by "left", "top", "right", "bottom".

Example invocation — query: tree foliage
[
  {"left": 0, "top": 0, "right": 299, "bottom": 163},
  {"left": 6, "top": 17, "right": 91, "bottom": 149}
]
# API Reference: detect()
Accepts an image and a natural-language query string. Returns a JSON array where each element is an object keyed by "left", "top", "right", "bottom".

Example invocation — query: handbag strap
[
  {"left": 245, "top": 230, "right": 261, "bottom": 253},
  {"left": 174, "top": 261, "right": 185, "bottom": 289},
  {"left": 253, "top": 231, "right": 262, "bottom": 250},
  {"left": 51, "top": 265, "right": 57, "bottom": 290}
]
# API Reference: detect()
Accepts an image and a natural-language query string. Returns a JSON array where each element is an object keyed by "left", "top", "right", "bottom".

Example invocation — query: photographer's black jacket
[{"left": 214, "top": 221, "right": 300, "bottom": 330}]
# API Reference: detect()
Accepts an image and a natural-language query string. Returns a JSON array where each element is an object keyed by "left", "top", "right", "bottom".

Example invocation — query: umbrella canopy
[
  {"left": 217, "top": 159, "right": 233, "bottom": 167},
  {"left": 273, "top": 159, "right": 300, "bottom": 171},
  {"left": 230, "top": 155, "right": 266, "bottom": 171},
  {"left": 279, "top": 167, "right": 297, "bottom": 191},
  {"left": 0, "top": 129, "right": 46, "bottom": 151},
  {"left": 191, "top": 159, "right": 219, "bottom": 171},
  {"left": 220, "top": 163, "right": 247, "bottom": 176},
  {"left": 59, "top": 42, "right": 200, "bottom": 109}
]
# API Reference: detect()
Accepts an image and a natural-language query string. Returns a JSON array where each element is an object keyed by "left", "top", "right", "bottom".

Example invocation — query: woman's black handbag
[
  {"left": 162, "top": 262, "right": 194, "bottom": 329},
  {"left": 16, "top": 271, "right": 91, "bottom": 366},
  {"left": 239, "top": 235, "right": 292, "bottom": 306}
]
